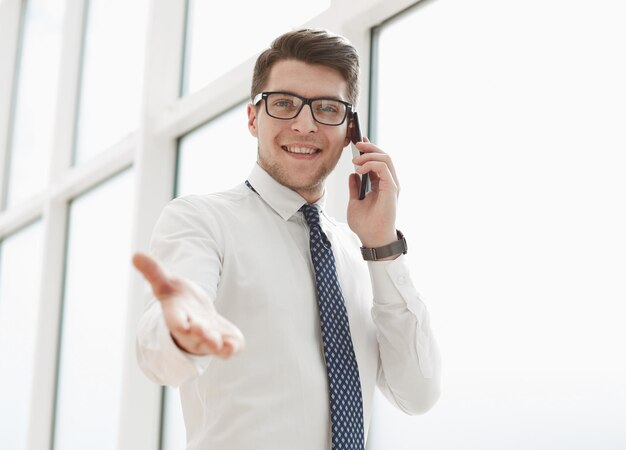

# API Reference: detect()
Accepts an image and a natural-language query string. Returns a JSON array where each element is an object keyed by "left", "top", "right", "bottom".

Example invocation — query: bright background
[{"left": 0, "top": 0, "right": 624, "bottom": 449}]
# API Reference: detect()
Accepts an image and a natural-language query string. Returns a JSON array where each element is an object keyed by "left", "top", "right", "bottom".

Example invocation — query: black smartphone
[{"left": 350, "top": 111, "right": 370, "bottom": 200}]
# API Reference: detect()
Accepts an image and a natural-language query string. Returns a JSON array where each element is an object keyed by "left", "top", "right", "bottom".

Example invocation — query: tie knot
[{"left": 300, "top": 203, "right": 321, "bottom": 228}]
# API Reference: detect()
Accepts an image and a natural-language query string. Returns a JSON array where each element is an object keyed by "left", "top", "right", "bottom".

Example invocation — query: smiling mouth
[{"left": 282, "top": 145, "right": 320, "bottom": 155}]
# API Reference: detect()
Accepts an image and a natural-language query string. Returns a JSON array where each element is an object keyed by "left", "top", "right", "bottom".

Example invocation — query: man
[{"left": 134, "top": 28, "right": 441, "bottom": 450}]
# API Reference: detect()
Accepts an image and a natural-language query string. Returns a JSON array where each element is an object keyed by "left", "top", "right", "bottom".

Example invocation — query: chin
[
  {"left": 258, "top": 147, "right": 340, "bottom": 194},
  {"left": 285, "top": 174, "right": 326, "bottom": 195},
  {"left": 265, "top": 163, "right": 326, "bottom": 195}
]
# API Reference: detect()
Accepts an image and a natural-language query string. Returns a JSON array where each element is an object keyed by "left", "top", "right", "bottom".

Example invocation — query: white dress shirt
[{"left": 136, "top": 163, "right": 441, "bottom": 450}]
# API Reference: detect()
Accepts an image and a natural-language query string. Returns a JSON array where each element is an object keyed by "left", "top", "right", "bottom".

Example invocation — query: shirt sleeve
[
  {"left": 368, "top": 254, "right": 442, "bottom": 415},
  {"left": 135, "top": 196, "right": 221, "bottom": 387}
]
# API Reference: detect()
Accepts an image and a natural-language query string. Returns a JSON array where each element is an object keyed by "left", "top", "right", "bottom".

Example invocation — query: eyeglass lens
[{"left": 265, "top": 93, "right": 347, "bottom": 125}]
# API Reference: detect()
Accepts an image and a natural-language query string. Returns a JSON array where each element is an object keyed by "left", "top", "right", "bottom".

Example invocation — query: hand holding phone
[{"left": 350, "top": 111, "right": 370, "bottom": 200}]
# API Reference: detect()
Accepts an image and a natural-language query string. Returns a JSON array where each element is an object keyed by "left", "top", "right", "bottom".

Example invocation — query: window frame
[{"left": 0, "top": 1, "right": 425, "bottom": 448}]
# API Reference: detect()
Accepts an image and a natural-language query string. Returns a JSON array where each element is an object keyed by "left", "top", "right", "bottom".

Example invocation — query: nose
[{"left": 291, "top": 104, "right": 318, "bottom": 133}]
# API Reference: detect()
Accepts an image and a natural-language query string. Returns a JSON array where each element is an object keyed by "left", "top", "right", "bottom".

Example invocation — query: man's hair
[{"left": 251, "top": 28, "right": 360, "bottom": 106}]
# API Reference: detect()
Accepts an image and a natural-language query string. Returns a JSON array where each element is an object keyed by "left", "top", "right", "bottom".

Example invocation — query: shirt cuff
[
  {"left": 368, "top": 255, "right": 410, "bottom": 301},
  {"left": 367, "top": 254, "right": 427, "bottom": 315}
]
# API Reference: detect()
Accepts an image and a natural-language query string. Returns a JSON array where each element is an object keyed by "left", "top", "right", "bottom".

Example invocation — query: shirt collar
[{"left": 247, "top": 163, "right": 327, "bottom": 221}]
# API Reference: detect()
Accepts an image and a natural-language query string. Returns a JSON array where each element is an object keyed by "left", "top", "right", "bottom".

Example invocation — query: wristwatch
[{"left": 360, "top": 230, "right": 408, "bottom": 261}]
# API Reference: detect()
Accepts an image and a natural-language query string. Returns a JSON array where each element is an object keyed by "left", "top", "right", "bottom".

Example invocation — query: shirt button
[{"left": 397, "top": 275, "right": 408, "bottom": 285}]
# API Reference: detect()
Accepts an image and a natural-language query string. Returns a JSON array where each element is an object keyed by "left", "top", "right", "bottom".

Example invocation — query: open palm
[{"left": 133, "top": 252, "right": 245, "bottom": 358}]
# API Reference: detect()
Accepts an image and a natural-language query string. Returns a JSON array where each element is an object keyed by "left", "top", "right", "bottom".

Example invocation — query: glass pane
[
  {"left": 182, "top": 0, "right": 330, "bottom": 95},
  {"left": 369, "top": 1, "right": 626, "bottom": 449},
  {"left": 5, "top": 0, "right": 66, "bottom": 208},
  {"left": 176, "top": 101, "right": 255, "bottom": 197},
  {"left": 0, "top": 222, "right": 44, "bottom": 450},
  {"left": 53, "top": 169, "right": 134, "bottom": 450},
  {"left": 73, "top": 0, "right": 149, "bottom": 164}
]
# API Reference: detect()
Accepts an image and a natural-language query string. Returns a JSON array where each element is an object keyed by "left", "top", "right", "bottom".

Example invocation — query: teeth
[{"left": 284, "top": 146, "right": 318, "bottom": 154}]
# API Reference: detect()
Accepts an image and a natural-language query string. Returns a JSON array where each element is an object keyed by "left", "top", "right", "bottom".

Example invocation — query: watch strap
[{"left": 360, "top": 230, "right": 407, "bottom": 261}]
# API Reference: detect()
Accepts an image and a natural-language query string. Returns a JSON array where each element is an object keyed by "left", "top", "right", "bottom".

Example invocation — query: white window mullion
[
  {"left": 49, "top": 0, "right": 87, "bottom": 183},
  {"left": 25, "top": 1, "right": 86, "bottom": 448},
  {"left": 117, "top": 0, "right": 187, "bottom": 448},
  {"left": 0, "top": 195, "right": 43, "bottom": 238},
  {"left": 152, "top": 58, "right": 255, "bottom": 141},
  {"left": 26, "top": 199, "right": 68, "bottom": 450},
  {"left": 0, "top": 0, "right": 23, "bottom": 209}
]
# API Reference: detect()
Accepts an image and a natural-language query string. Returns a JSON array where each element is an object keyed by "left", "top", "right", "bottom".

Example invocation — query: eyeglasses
[{"left": 253, "top": 91, "right": 352, "bottom": 126}]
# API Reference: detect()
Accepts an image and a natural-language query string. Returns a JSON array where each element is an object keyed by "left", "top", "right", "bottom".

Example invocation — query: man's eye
[
  {"left": 315, "top": 102, "right": 341, "bottom": 114},
  {"left": 274, "top": 99, "right": 296, "bottom": 108},
  {"left": 318, "top": 105, "right": 339, "bottom": 113}
]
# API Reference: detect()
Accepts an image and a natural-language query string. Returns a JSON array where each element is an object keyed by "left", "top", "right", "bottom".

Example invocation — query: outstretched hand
[{"left": 132, "top": 252, "right": 245, "bottom": 358}]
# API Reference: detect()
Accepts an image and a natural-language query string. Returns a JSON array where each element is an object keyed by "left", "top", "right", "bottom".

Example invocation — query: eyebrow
[{"left": 271, "top": 90, "right": 347, "bottom": 102}]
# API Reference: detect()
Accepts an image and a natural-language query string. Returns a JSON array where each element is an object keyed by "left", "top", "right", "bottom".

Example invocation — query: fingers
[
  {"left": 216, "top": 333, "right": 245, "bottom": 358},
  {"left": 198, "top": 323, "right": 245, "bottom": 358},
  {"left": 170, "top": 321, "right": 223, "bottom": 355},
  {"left": 348, "top": 173, "right": 361, "bottom": 201},
  {"left": 355, "top": 160, "right": 398, "bottom": 193},
  {"left": 168, "top": 311, "right": 245, "bottom": 359},
  {"left": 132, "top": 252, "right": 177, "bottom": 298},
  {"left": 171, "top": 332, "right": 219, "bottom": 356},
  {"left": 353, "top": 139, "right": 400, "bottom": 191},
  {"left": 192, "top": 328, "right": 225, "bottom": 355},
  {"left": 354, "top": 136, "right": 379, "bottom": 154}
]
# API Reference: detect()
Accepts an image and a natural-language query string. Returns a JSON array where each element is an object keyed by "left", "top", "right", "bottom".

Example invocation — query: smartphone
[{"left": 350, "top": 111, "right": 370, "bottom": 200}]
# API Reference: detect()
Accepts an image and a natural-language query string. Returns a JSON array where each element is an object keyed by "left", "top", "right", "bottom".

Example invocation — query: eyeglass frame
[{"left": 252, "top": 91, "right": 353, "bottom": 126}]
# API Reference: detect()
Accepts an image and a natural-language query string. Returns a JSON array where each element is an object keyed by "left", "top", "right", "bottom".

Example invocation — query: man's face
[{"left": 247, "top": 59, "right": 351, "bottom": 202}]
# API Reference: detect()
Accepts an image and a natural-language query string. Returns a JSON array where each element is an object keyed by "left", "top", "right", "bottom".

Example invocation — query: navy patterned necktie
[{"left": 300, "top": 204, "right": 365, "bottom": 450}]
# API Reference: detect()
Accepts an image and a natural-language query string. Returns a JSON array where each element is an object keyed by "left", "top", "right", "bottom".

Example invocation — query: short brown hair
[{"left": 251, "top": 28, "right": 360, "bottom": 105}]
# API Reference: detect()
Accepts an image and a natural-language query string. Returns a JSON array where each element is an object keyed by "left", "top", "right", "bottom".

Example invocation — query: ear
[
  {"left": 247, "top": 103, "right": 258, "bottom": 137},
  {"left": 344, "top": 117, "right": 353, "bottom": 148}
]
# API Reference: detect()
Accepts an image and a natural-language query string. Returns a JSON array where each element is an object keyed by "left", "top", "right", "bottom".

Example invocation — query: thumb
[{"left": 132, "top": 252, "right": 176, "bottom": 298}]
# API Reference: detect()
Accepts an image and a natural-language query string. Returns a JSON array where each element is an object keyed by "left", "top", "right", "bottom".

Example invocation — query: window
[
  {"left": 73, "top": 0, "right": 149, "bottom": 164},
  {"left": 0, "top": 221, "right": 44, "bottom": 450},
  {"left": 369, "top": 0, "right": 626, "bottom": 448},
  {"left": 53, "top": 169, "right": 134, "bottom": 449},
  {"left": 181, "top": 0, "right": 330, "bottom": 95},
  {"left": 3, "top": 0, "right": 623, "bottom": 447},
  {"left": 4, "top": 0, "right": 66, "bottom": 207},
  {"left": 176, "top": 100, "right": 254, "bottom": 197}
]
